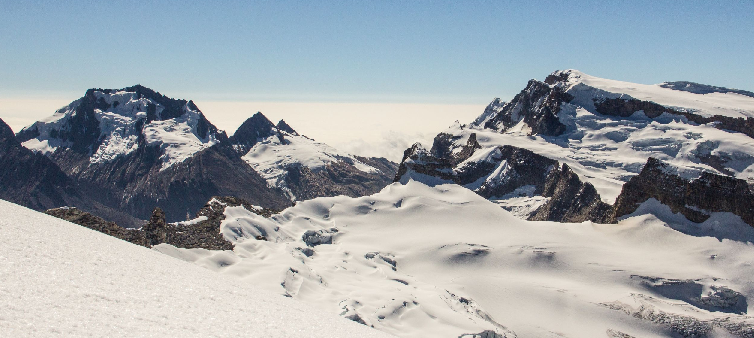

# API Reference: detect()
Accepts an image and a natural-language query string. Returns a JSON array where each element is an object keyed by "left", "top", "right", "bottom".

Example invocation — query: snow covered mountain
[
  {"left": 230, "top": 112, "right": 398, "bottom": 201},
  {"left": 17, "top": 85, "right": 221, "bottom": 169},
  {"left": 397, "top": 70, "right": 754, "bottom": 225},
  {"left": 12, "top": 86, "right": 397, "bottom": 224}
]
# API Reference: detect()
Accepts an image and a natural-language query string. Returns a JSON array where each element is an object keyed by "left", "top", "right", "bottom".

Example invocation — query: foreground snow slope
[
  {"left": 160, "top": 181, "right": 754, "bottom": 337},
  {"left": 0, "top": 200, "right": 392, "bottom": 338}
]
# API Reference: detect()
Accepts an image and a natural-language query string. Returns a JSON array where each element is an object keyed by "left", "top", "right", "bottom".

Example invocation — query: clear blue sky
[{"left": 1, "top": 0, "right": 752, "bottom": 104}]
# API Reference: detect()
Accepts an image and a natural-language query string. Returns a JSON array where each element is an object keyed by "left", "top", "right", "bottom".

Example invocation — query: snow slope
[
  {"left": 561, "top": 69, "right": 754, "bottom": 119},
  {"left": 242, "top": 130, "right": 378, "bottom": 200},
  {"left": 0, "top": 199, "right": 392, "bottom": 338},
  {"left": 158, "top": 181, "right": 754, "bottom": 337}
]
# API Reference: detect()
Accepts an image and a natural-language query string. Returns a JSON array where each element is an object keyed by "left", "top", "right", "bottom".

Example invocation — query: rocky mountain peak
[
  {"left": 276, "top": 119, "right": 298, "bottom": 135},
  {"left": 229, "top": 112, "right": 278, "bottom": 152},
  {"left": 0, "top": 118, "right": 17, "bottom": 144},
  {"left": 17, "top": 84, "right": 221, "bottom": 164},
  {"left": 480, "top": 77, "right": 571, "bottom": 136}
]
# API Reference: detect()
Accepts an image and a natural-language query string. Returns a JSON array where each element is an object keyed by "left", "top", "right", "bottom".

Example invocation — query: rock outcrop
[
  {"left": 530, "top": 163, "right": 613, "bottom": 223},
  {"left": 396, "top": 133, "right": 611, "bottom": 223},
  {"left": 46, "top": 196, "right": 280, "bottom": 250},
  {"left": 45, "top": 207, "right": 147, "bottom": 246},
  {"left": 611, "top": 157, "right": 754, "bottom": 226}
]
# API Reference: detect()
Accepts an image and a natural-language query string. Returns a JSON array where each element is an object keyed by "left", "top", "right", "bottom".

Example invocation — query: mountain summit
[{"left": 397, "top": 70, "right": 754, "bottom": 226}]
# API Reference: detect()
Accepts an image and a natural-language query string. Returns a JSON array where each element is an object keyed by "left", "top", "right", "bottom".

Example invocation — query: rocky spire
[
  {"left": 276, "top": 119, "right": 298, "bottom": 135},
  {"left": 229, "top": 112, "right": 276, "bottom": 152}
]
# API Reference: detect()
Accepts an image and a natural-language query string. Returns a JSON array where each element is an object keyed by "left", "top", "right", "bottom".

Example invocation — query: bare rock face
[
  {"left": 530, "top": 163, "right": 613, "bottom": 223},
  {"left": 481, "top": 79, "right": 571, "bottom": 136},
  {"left": 302, "top": 228, "right": 338, "bottom": 247},
  {"left": 284, "top": 159, "right": 397, "bottom": 201},
  {"left": 611, "top": 157, "right": 754, "bottom": 227},
  {"left": 394, "top": 133, "right": 482, "bottom": 184},
  {"left": 0, "top": 118, "right": 78, "bottom": 211},
  {"left": 228, "top": 112, "right": 279, "bottom": 154}
]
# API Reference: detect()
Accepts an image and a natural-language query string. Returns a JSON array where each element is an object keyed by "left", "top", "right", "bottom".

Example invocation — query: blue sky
[{"left": 2, "top": 1, "right": 752, "bottom": 103}]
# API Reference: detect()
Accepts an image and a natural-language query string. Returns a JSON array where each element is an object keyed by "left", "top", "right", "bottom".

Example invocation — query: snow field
[
  {"left": 159, "top": 181, "right": 754, "bottom": 337},
  {"left": 0, "top": 199, "right": 393, "bottom": 338}
]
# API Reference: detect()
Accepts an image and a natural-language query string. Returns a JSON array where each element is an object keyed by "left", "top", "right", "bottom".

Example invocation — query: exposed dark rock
[
  {"left": 611, "top": 157, "right": 754, "bottom": 227},
  {"left": 602, "top": 298, "right": 754, "bottom": 338},
  {"left": 365, "top": 252, "right": 397, "bottom": 270},
  {"left": 46, "top": 196, "right": 277, "bottom": 250},
  {"left": 1, "top": 118, "right": 142, "bottom": 226},
  {"left": 530, "top": 163, "right": 613, "bottom": 223},
  {"left": 469, "top": 145, "right": 558, "bottom": 198},
  {"left": 482, "top": 79, "right": 572, "bottom": 136},
  {"left": 143, "top": 207, "right": 169, "bottom": 246},
  {"left": 0, "top": 118, "right": 78, "bottom": 210},
  {"left": 458, "top": 330, "right": 507, "bottom": 338},
  {"left": 284, "top": 158, "right": 397, "bottom": 202},
  {"left": 394, "top": 133, "right": 482, "bottom": 184},
  {"left": 276, "top": 119, "right": 298, "bottom": 135},
  {"left": 11, "top": 85, "right": 398, "bottom": 231},
  {"left": 229, "top": 112, "right": 278, "bottom": 153},
  {"left": 660, "top": 81, "right": 754, "bottom": 99},
  {"left": 50, "top": 143, "right": 291, "bottom": 223},
  {"left": 296, "top": 247, "right": 315, "bottom": 257},
  {"left": 594, "top": 97, "right": 678, "bottom": 119},
  {"left": 159, "top": 196, "right": 277, "bottom": 249},
  {"left": 302, "top": 228, "right": 338, "bottom": 246},
  {"left": 606, "top": 329, "right": 636, "bottom": 338},
  {"left": 45, "top": 207, "right": 147, "bottom": 246},
  {"left": 594, "top": 97, "right": 754, "bottom": 140},
  {"left": 228, "top": 113, "right": 398, "bottom": 202},
  {"left": 345, "top": 313, "right": 367, "bottom": 326}
]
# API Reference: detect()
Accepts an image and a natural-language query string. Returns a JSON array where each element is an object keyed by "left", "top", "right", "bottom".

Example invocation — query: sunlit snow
[{"left": 158, "top": 181, "right": 754, "bottom": 337}]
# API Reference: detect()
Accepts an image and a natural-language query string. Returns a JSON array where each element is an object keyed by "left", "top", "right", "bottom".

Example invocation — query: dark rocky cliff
[
  {"left": 481, "top": 79, "right": 572, "bottom": 136},
  {"left": 612, "top": 158, "right": 754, "bottom": 226}
]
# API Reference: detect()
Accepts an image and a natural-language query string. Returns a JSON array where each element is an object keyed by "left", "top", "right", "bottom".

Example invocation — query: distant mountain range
[{"left": 1, "top": 85, "right": 397, "bottom": 226}]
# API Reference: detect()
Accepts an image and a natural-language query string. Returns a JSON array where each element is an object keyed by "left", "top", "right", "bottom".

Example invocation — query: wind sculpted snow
[
  {"left": 157, "top": 181, "right": 754, "bottom": 337},
  {"left": 0, "top": 200, "right": 392, "bottom": 338}
]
